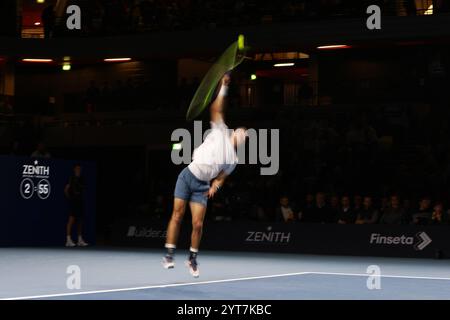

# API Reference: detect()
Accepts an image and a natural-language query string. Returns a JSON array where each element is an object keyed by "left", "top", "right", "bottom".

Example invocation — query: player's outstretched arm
[
  {"left": 206, "top": 171, "right": 228, "bottom": 199},
  {"left": 210, "top": 74, "right": 230, "bottom": 124}
]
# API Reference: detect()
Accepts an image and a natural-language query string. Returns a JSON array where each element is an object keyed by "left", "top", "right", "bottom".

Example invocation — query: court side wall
[{"left": 111, "top": 218, "right": 447, "bottom": 259}]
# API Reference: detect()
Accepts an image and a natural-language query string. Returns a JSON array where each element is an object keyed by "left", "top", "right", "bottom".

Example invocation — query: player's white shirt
[{"left": 188, "top": 120, "right": 238, "bottom": 182}]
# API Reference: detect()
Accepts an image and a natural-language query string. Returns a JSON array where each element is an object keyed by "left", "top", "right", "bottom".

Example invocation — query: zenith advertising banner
[
  {"left": 111, "top": 218, "right": 450, "bottom": 259},
  {"left": 0, "top": 156, "right": 96, "bottom": 246}
]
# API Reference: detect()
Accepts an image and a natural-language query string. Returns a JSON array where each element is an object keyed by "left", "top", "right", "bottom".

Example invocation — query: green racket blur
[{"left": 186, "top": 35, "right": 247, "bottom": 121}]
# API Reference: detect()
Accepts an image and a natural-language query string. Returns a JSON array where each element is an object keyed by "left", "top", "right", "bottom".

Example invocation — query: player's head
[
  {"left": 231, "top": 127, "right": 247, "bottom": 147},
  {"left": 73, "top": 164, "right": 82, "bottom": 177}
]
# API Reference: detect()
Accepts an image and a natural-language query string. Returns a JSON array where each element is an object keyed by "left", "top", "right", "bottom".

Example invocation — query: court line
[
  {"left": 308, "top": 272, "right": 450, "bottom": 281},
  {"left": 2, "top": 271, "right": 310, "bottom": 300},
  {"left": 4, "top": 271, "right": 450, "bottom": 300}
]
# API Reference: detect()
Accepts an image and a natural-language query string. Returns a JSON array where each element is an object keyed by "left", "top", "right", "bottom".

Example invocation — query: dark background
[{"left": 1, "top": 0, "right": 450, "bottom": 256}]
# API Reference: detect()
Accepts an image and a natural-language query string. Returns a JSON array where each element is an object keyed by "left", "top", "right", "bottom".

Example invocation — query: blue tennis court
[{"left": 1, "top": 248, "right": 450, "bottom": 300}]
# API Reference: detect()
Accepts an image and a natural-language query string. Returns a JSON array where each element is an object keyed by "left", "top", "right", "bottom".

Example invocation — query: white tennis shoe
[
  {"left": 185, "top": 259, "right": 200, "bottom": 278},
  {"left": 77, "top": 238, "right": 89, "bottom": 247},
  {"left": 162, "top": 256, "right": 175, "bottom": 269},
  {"left": 65, "top": 238, "right": 76, "bottom": 247}
]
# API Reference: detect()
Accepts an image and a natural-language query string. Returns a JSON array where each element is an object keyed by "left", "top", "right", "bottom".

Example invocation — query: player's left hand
[{"left": 206, "top": 186, "right": 218, "bottom": 199}]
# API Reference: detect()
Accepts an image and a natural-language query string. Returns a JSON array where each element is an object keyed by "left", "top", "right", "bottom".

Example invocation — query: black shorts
[{"left": 69, "top": 200, "right": 84, "bottom": 219}]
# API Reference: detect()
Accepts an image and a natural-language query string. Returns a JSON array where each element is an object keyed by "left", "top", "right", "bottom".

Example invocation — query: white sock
[
  {"left": 218, "top": 85, "right": 229, "bottom": 97},
  {"left": 67, "top": 236, "right": 73, "bottom": 242},
  {"left": 165, "top": 243, "right": 176, "bottom": 256}
]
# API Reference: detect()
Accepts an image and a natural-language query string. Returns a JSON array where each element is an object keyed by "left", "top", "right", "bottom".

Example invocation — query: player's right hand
[{"left": 222, "top": 74, "right": 231, "bottom": 86}]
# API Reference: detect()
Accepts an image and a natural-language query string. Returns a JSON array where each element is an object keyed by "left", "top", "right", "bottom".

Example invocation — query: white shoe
[
  {"left": 65, "top": 239, "right": 76, "bottom": 247},
  {"left": 162, "top": 256, "right": 175, "bottom": 269},
  {"left": 77, "top": 239, "right": 89, "bottom": 247},
  {"left": 185, "top": 259, "right": 200, "bottom": 278}
]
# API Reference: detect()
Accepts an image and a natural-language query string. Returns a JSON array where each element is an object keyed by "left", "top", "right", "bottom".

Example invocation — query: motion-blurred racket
[{"left": 186, "top": 35, "right": 248, "bottom": 121}]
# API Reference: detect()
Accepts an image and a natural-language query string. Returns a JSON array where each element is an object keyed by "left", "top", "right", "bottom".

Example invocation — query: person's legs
[
  {"left": 76, "top": 215, "right": 89, "bottom": 246},
  {"left": 77, "top": 218, "right": 83, "bottom": 237},
  {"left": 163, "top": 197, "right": 187, "bottom": 267},
  {"left": 166, "top": 197, "right": 187, "bottom": 245},
  {"left": 189, "top": 201, "right": 207, "bottom": 252},
  {"left": 186, "top": 201, "right": 207, "bottom": 277},
  {"left": 66, "top": 216, "right": 76, "bottom": 247},
  {"left": 66, "top": 216, "right": 75, "bottom": 237}
]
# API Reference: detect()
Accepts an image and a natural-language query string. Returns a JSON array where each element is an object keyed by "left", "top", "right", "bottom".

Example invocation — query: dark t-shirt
[
  {"left": 412, "top": 209, "right": 432, "bottom": 225},
  {"left": 303, "top": 205, "right": 336, "bottom": 223},
  {"left": 68, "top": 176, "right": 85, "bottom": 202},
  {"left": 358, "top": 208, "right": 380, "bottom": 224},
  {"left": 380, "top": 208, "right": 405, "bottom": 225},
  {"left": 338, "top": 207, "right": 355, "bottom": 224}
]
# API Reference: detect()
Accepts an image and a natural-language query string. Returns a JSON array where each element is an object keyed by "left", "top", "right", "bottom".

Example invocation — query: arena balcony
[
  {"left": 12, "top": 0, "right": 450, "bottom": 39},
  {"left": 1, "top": 1, "right": 450, "bottom": 59}
]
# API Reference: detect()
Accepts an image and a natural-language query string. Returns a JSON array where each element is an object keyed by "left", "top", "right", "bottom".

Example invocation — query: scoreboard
[{"left": 0, "top": 156, "right": 96, "bottom": 246}]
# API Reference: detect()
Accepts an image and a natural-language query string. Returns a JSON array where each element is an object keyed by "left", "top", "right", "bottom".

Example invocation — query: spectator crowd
[
  {"left": 272, "top": 193, "right": 450, "bottom": 225},
  {"left": 42, "top": 0, "right": 450, "bottom": 37}
]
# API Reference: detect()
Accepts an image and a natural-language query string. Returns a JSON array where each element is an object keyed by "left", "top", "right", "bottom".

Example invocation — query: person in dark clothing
[
  {"left": 337, "top": 195, "right": 355, "bottom": 224},
  {"left": 64, "top": 164, "right": 88, "bottom": 247},
  {"left": 411, "top": 196, "right": 433, "bottom": 225},
  {"left": 329, "top": 194, "right": 340, "bottom": 220},
  {"left": 276, "top": 195, "right": 297, "bottom": 223},
  {"left": 298, "top": 193, "right": 315, "bottom": 220},
  {"left": 431, "top": 202, "right": 449, "bottom": 225},
  {"left": 301, "top": 192, "right": 335, "bottom": 223},
  {"left": 353, "top": 194, "right": 363, "bottom": 218},
  {"left": 355, "top": 196, "right": 379, "bottom": 224},
  {"left": 379, "top": 195, "right": 405, "bottom": 225}
]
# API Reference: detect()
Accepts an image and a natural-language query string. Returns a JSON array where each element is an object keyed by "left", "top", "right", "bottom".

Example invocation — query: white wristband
[{"left": 218, "top": 85, "right": 229, "bottom": 97}]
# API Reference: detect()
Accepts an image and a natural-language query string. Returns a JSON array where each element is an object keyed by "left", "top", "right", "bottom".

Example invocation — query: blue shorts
[{"left": 174, "top": 167, "right": 210, "bottom": 207}]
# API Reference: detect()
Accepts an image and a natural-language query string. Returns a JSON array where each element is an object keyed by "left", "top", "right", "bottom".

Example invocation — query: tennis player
[{"left": 162, "top": 74, "right": 247, "bottom": 277}]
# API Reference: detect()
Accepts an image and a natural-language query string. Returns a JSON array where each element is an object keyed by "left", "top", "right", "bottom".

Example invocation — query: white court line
[
  {"left": 307, "top": 272, "right": 450, "bottom": 281},
  {"left": 3, "top": 271, "right": 309, "bottom": 300},
  {"left": 4, "top": 271, "right": 450, "bottom": 300}
]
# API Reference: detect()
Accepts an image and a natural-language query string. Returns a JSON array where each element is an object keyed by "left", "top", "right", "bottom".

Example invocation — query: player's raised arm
[{"left": 210, "top": 74, "right": 230, "bottom": 124}]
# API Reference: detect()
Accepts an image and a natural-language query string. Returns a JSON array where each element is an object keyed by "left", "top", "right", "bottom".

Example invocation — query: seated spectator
[
  {"left": 402, "top": 198, "right": 413, "bottom": 224},
  {"left": 379, "top": 196, "right": 389, "bottom": 215},
  {"left": 329, "top": 194, "right": 340, "bottom": 219},
  {"left": 411, "top": 196, "right": 433, "bottom": 225},
  {"left": 353, "top": 194, "right": 363, "bottom": 218},
  {"left": 337, "top": 195, "right": 355, "bottom": 224},
  {"left": 276, "top": 196, "right": 297, "bottom": 223},
  {"left": 304, "top": 193, "right": 315, "bottom": 209},
  {"left": 431, "top": 202, "right": 448, "bottom": 225},
  {"left": 31, "top": 142, "right": 51, "bottom": 158},
  {"left": 298, "top": 192, "right": 315, "bottom": 220},
  {"left": 302, "top": 192, "right": 335, "bottom": 223},
  {"left": 379, "top": 195, "right": 404, "bottom": 224},
  {"left": 355, "top": 196, "right": 379, "bottom": 224}
]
